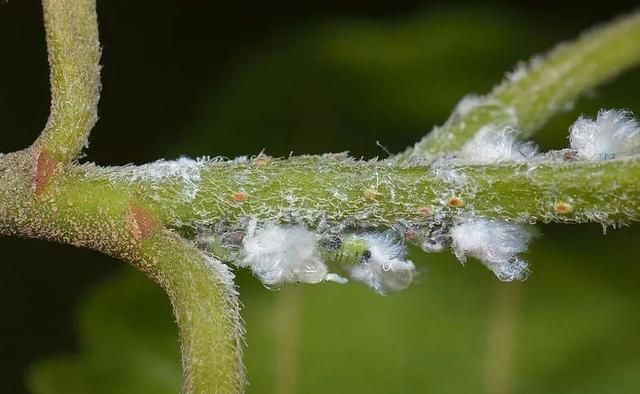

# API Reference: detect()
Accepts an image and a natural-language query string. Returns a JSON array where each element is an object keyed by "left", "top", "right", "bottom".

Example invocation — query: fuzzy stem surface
[
  {"left": 74, "top": 155, "right": 640, "bottom": 228},
  {"left": 402, "top": 12, "right": 640, "bottom": 158},
  {"left": 34, "top": 0, "right": 101, "bottom": 164}
]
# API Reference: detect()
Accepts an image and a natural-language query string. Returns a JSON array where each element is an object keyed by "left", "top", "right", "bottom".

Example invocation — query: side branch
[
  {"left": 137, "top": 230, "right": 245, "bottom": 394},
  {"left": 34, "top": 0, "right": 101, "bottom": 164},
  {"left": 402, "top": 12, "right": 640, "bottom": 158}
]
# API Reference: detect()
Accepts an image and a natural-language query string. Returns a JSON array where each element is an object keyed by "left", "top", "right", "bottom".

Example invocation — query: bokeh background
[{"left": 2, "top": 1, "right": 640, "bottom": 393}]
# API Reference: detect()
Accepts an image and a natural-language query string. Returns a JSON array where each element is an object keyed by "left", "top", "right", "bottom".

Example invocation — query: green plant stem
[
  {"left": 140, "top": 230, "right": 244, "bottom": 394},
  {"left": 133, "top": 156, "right": 640, "bottom": 226},
  {"left": 53, "top": 155, "right": 639, "bottom": 229},
  {"left": 401, "top": 12, "right": 640, "bottom": 159},
  {"left": 34, "top": 0, "right": 101, "bottom": 163},
  {"left": 5, "top": 151, "right": 638, "bottom": 262}
]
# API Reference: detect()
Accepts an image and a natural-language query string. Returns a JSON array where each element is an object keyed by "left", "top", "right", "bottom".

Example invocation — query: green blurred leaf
[
  {"left": 167, "top": 6, "right": 640, "bottom": 159},
  {"left": 168, "top": 7, "right": 552, "bottom": 159}
]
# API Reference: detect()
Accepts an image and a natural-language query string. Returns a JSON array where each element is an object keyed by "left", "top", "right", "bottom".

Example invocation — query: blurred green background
[{"left": 2, "top": 1, "right": 640, "bottom": 393}]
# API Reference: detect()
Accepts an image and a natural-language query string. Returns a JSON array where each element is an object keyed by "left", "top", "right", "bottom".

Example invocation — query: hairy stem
[
  {"left": 139, "top": 230, "right": 245, "bottom": 394},
  {"left": 402, "top": 12, "right": 640, "bottom": 158},
  {"left": 34, "top": 0, "right": 101, "bottom": 164},
  {"left": 73, "top": 155, "right": 640, "bottom": 228},
  {"left": 6, "top": 151, "right": 637, "bottom": 262}
]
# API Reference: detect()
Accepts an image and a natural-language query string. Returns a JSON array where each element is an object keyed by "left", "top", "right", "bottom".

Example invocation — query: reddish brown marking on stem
[
  {"left": 232, "top": 191, "right": 249, "bottom": 203},
  {"left": 404, "top": 231, "right": 418, "bottom": 241},
  {"left": 447, "top": 196, "right": 465, "bottom": 208},
  {"left": 34, "top": 150, "right": 57, "bottom": 195},
  {"left": 554, "top": 201, "right": 573, "bottom": 214},
  {"left": 129, "top": 204, "right": 160, "bottom": 241}
]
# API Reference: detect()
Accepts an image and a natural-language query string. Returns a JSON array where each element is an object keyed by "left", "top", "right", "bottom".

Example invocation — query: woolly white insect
[
  {"left": 569, "top": 109, "right": 640, "bottom": 160},
  {"left": 238, "top": 221, "right": 336, "bottom": 286},
  {"left": 344, "top": 232, "right": 416, "bottom": 294},
  {"left": 458, "top": 125, "right": 538, "bottom": 164},
  {"left": 450, "top": 217, "right": 532, "bottom": 281}
]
